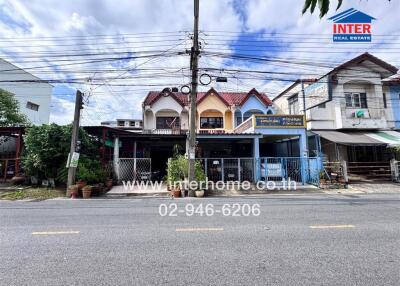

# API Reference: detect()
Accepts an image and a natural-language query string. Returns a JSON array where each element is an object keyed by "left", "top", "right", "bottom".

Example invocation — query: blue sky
[{"left": 0, "top": 0, "right": 399, "bottom": 125}]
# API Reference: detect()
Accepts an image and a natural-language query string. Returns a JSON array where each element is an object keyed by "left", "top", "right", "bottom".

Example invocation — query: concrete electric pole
[
  {"left": 188, "top": 0, "right": 200, "bottom": 191},
  {"left": 67, "top": 90, "right": 83, "bottom": 188}
]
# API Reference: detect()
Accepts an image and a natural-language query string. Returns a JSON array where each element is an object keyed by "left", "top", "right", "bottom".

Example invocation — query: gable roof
[
  {"left": 240, "top": 88, "right": 272, "bottom": 106},
  {"left": 274, "top": 53, "right": 398, "bottom": 102},
  {"left": 144, "top": 89, "right": 186, "bottom": 107},
  {"left": 197, "top": 87, "right": 230, "bottom": 106},
  {"left": 143, "top": 88, "right": 272, "bottom": 107},
  {"left": 328, "top": 52, "right": 398, "bottom": 75},
  {"left": 328, "top": 8, "right": 376, "bottom": 23}
]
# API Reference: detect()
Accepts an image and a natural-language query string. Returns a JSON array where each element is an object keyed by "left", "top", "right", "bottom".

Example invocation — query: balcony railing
[{"left": 142, "top": 128, "right": 187, "bottom": 135}]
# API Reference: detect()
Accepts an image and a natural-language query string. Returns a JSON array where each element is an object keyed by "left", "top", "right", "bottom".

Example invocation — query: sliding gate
[
  {"left": 259, "top": 157, "right": 321, "bottom": 185},
  {"left": 200, "top": 157, "right": 322, "bottom": 185}
]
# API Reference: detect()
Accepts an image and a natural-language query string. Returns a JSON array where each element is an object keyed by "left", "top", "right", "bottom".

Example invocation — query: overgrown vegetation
[{"left": 22, "top": 124, "right": 105, "bottom": 185}]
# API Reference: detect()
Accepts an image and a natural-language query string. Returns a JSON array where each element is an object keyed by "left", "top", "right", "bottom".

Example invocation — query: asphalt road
[{"left": 0, "top": 193, "right": 399, "bottom": 286}]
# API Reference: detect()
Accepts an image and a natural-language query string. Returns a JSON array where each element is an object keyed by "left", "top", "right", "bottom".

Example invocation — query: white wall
[
  {"left": 143, "top": 95, "right": 187, "bottom": 130},
  {"left": 0, "top": 59, "right": 52, "bottom": 125},
  {"left": 276, "top": 60, "right": 397, "bottom": 131}
]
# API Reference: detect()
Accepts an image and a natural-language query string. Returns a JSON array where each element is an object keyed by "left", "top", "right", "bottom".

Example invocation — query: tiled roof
[{"left": 144, "top": 88, "right": 272, "bottom": 107}]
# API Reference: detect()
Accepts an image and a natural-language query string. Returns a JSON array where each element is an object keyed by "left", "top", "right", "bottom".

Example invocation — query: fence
[
  {"left": 259, "top": 157, "right": 321, "bottom": 186},
  {"left": 391, "top": 159, "right": 400, "bottom": 183},
  {"left": 198, "top": 158, "right": 254, "bottom": 182},
  {"left": 199, "top": 157, "right": 322, "bottom": 186},
  {"left": 117, "top": 158, "right": 151, "bottom": 182}
]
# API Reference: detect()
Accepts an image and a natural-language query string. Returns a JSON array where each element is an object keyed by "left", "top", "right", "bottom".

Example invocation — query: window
[
  {"left": 318, "top": 103, "right": 326, "bottom": 108},
  {"left": 345, "top": 92, "right": 367, "bottom": 108},
  {"left": 156, "top": 117, "right": 180, "bottom": 129},
  {"left": 236, "top": 117, "right": 242, "bottom": 126},
  {"left": 200, "top": 117, "right": 223, "bottom": 129},
  {"left": 26, "top": 101, "right": 39, "bottom": 111},
  {"left": 383, "top": 93, "right": 387, "bottom": 108},
  {"left": 288, "top": 94, "right": 299, "bottom": 115}
]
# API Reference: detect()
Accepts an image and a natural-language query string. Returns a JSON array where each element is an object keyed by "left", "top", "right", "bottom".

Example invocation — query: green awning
[{"left": 365, "top": 131, "right": 400, "bottom": 147}]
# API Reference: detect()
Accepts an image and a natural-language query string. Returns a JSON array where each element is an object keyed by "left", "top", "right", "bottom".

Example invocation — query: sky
[{"left": 0, "top": 0, "right": 399, "bottom": 126}]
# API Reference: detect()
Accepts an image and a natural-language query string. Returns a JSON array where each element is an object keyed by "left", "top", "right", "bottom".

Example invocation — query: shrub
[
  {"left": 22, "top": 124, "right": 104, "bottom": 185},
  {"left": 166, "top": 155, "right": 206, "bottom": 187}
]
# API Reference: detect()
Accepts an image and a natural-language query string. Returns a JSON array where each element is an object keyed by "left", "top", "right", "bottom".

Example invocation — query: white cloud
[{"left": 0, "top": 0, "right": 399, "bottom": 124}]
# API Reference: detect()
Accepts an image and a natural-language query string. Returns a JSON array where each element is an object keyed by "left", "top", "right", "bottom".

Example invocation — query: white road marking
[
  {"left": 32, "top": 231, "right": 80, "bottom": 235},
  {"left": 175, "top": 227, "right": 224, "bottom": 232},
  {"left": 309, "top": 224, "right": 355, "bottom": 229}
]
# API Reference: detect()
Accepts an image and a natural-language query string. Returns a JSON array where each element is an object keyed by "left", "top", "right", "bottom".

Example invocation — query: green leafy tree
[
  {"left": 0, "top": 88, "right": 28, "bottom": 127},
  {"left": 22, "top": 124, "right": 103, "bottom": 184},
  {"left": 303, "top": 0, "right": 391, "bottom": 18}
]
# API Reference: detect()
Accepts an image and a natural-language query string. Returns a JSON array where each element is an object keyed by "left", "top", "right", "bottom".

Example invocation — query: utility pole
[
  {"left": 301, "top": 80, "right": 309, "bottom": 156},
  {"left": 188, "top": 0, "right": 200, "bottom": 190},
  {"left": 67, "top": 90, "right": 83, "bottom": 188}
]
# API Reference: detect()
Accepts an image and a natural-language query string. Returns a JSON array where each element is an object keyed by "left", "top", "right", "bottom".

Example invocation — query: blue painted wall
[
  {"left": 235, "top": 96, "right": 273, "bottom": 127},
  {"left": 389, "top": 86, "right": 400, "bottom": 129}
]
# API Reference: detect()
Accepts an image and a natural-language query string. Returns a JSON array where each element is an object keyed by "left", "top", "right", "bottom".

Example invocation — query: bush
[
  {"left": 166, "top": 155, "right": 206, "bottom": 187},
  {"left": 22, "top": 124, "right": 104, "bottom": 185}
]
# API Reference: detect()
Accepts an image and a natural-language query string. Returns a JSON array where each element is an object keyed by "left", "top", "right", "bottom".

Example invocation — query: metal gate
[
  {"left": 259, "top": 157, "right": 321, "bottom": 185},
  {"left": 199, "top": 158, "right": 254, "bottom": 182},
  {"left": 117, "top": 158, "right": 151, "bottom": 182},
  {"left": 199, "top": 157, "right": 321, "bottom": 185}
]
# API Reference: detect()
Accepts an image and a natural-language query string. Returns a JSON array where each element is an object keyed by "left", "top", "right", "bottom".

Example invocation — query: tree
[
  {"left": 302, "top": 0, "right": 390, "bottom": 18},
  {"left": 22, "top": 124, "right": 104, "bottom": 184},
  {"left": 0, "top": 88, "right": 28, "bottom": 127}
]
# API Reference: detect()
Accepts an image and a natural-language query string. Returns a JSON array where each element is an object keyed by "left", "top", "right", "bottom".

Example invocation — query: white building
[
  {"left": 273, "top": 53, "right": 400, "bottom": 168},
  {"left": 0, "top": 58, "right": 52, "bottom": 125}
]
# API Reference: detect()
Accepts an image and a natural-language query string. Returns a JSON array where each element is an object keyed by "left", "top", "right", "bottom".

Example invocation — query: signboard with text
[
  {"left": 304, "top": 75, "right": 332, "bottom": 109},
  {"left": 254, "top": 115, "right": 305, "bottom": 129}
]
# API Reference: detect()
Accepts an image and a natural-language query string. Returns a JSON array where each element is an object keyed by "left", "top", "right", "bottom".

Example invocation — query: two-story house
[
  {"left": 142, "top": 87, "right": 274, "bottom": 134},
  {"left": 273, "top": 53, "right": 400, "bottom": 176}
]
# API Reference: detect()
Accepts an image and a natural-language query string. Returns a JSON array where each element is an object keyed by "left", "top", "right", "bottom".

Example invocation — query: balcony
[{"left": 142, "top": 128, "right": 187, "bottom": 135}]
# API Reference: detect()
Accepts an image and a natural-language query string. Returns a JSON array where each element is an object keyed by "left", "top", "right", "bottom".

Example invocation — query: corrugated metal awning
[
  {"left": 312, "top": 130, "right": 385, "bottom": 146},
  {"left": 365, "top": 131, "right": 400, "bottom": 147}
]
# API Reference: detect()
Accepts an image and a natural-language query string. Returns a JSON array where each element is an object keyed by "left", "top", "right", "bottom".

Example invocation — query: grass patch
[{"left": 0, "top": 187, "right": 65, "bottom": 201}]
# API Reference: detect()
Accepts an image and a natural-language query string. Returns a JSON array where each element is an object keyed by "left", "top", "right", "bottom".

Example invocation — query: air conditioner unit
[{"left": 354, "top": 110, "right": 365, "bottom": 118}]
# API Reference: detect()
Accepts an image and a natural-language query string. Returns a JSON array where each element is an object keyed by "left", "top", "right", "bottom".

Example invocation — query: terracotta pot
[
  {"left": 171, "top": 189, "right": 181, "bottom": 198},
  {"left": 67, "top": 185, "right": 79, "bottom": 198},
  {"left": 82, "top": 186, "right": 92, "bottom": 199},
  {"left": 195, "top": 190, "right": 204, "bottom": 197},
  {"left": 76, "top": 180, "right": 87, "bottom": 190}
]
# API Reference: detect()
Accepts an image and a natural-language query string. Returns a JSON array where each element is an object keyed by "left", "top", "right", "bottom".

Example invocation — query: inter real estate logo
[{"left": 328, "top": 8, "right": 376, "bottom": 42}]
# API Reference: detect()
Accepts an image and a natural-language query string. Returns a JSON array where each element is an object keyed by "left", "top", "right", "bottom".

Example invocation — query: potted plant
[
  {"left": 82, "top": 185, "right": 92, "bottom": 199},
  {"left": 166, "top": 156, "right": 186, "bottom": 198},
  {"left": 67, "top": 184, "right": 79, "bottom": 198},
  {"left": 195, "top": 189, "right": 205, "bottom": 197}
]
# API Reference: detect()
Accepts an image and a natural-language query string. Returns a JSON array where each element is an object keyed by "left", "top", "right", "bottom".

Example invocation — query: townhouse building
[
  {"left": 142, "top": 87, "right": 275, "bottom": 134},
  {"left": 104, "top": 88, "right": 316, "bottom": 184},
  {"left": 273, "top": 53, "right": 400, "bottom": 179}
]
